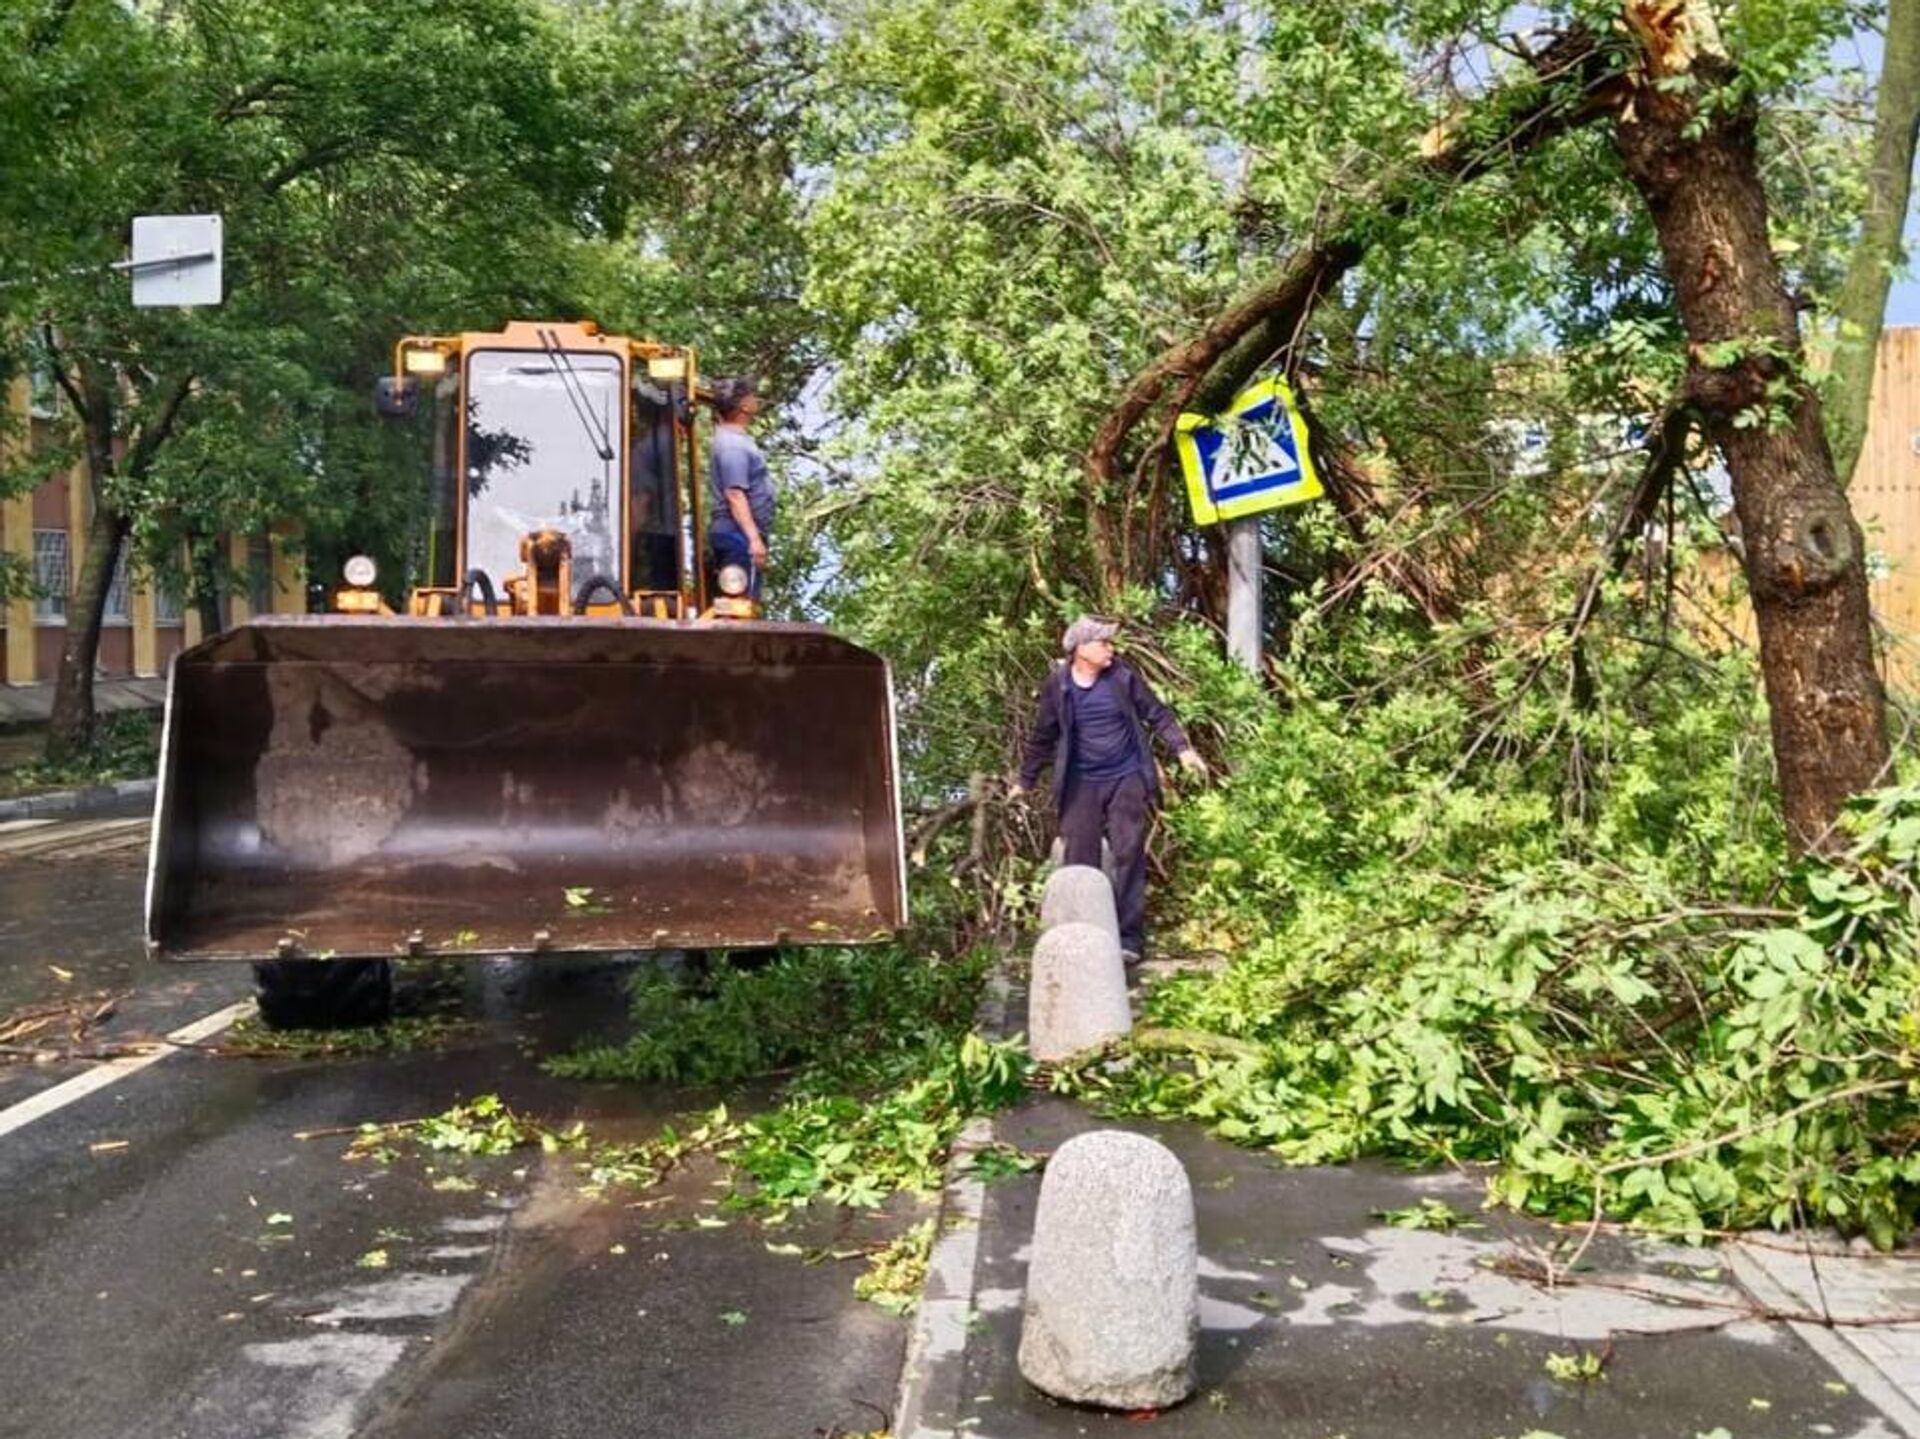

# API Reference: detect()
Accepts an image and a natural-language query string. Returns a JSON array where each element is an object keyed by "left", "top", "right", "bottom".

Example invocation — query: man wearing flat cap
[{"left": 1012, "top": 616, "right": 1208, "bottom": 964}]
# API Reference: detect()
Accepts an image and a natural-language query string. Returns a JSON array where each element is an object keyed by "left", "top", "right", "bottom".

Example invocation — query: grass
[{"left": 0, "top": 711, "right": 159, "bottom": 798}]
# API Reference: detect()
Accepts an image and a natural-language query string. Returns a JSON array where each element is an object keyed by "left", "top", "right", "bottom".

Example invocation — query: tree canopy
[{"left": 9, "top": 0, "right": 1920, "bottom": 1238}]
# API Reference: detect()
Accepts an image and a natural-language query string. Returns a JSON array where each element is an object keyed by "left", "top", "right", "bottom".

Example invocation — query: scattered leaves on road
[
  {"left": 853, "top": 1220, "right": 934, "bottom": 1317},
  {"left": 1374, "top": 1199, "right": 1480, "bottom": 1232},
  {"left": 1544, "top": 1351, "right": 1605, "bottom": 1382}
]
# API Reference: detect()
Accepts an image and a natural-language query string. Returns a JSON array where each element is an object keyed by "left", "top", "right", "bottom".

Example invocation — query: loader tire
[{"left": 253, "top": 958, "right": 395, "bottom": 1030}]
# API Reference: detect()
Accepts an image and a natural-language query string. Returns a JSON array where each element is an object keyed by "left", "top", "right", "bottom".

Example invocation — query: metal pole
[{"left": 1226, "top": 515, "right": 1262, "bottom": 674}]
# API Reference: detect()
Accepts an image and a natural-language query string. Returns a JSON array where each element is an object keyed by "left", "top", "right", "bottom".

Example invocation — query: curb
[
  {"left": 0, "top": 777, "right": 156, "bottom": 823},
  {"left": 892, "top": 962, "right": 1016, "bottom": 1439},
  {"left": 1726, "top": 1243, "right": 1920, "bottom": 1438}
]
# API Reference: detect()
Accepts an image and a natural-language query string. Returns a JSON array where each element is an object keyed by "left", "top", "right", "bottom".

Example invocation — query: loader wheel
[{"left": 252, "top": 958, "right": 395, "bottom": 1030}]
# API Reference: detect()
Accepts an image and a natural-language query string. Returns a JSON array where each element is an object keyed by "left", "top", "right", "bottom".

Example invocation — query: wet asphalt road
[{"left": 0, "top": 819, "right": 915, "bottom": 1438}]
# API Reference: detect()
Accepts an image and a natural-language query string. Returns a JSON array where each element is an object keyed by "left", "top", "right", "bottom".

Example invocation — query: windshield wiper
[{"left": 536, "top": 327, "right": 616, "bottom": 462}]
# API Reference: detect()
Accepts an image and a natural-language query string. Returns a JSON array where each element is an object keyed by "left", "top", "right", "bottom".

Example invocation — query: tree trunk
[
  {"left": 1612, "top": 1, "right": 1890, "bottom": 852},
  {"left": 191, "top": 535, "right": 224, "bottom": 638},
  {"left": 45, "top": 500, "right": 126, "bottom": 760},
  {"left": 1827, "top": 0, "right": 1920, "bottom": 485},
  {"left": 43, "top": 362, "right": 192, "bottom": 761},
  {"left": 45, "top": 368, "right": 118, "bottom": 762}
]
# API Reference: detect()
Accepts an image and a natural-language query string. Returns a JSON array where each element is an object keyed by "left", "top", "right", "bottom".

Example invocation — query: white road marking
[{"left": 0, "top": 998, "right": 254, "bottom": 1142}]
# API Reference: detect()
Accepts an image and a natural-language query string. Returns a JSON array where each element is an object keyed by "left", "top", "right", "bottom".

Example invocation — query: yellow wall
[
  {"left": 1845, "top": 327, "right": 1920, "bottom": 689},
  {"left": 2, "top": 379, "right": 32, "bottom": 685}
]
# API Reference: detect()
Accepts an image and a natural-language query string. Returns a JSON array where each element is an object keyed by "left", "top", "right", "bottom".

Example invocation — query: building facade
[
  {"left": 0, "top": 376, "right": 304, "bottom": 689},
  {"left": 1845, "top": 326, "right": 1920, "bottom": 686}
]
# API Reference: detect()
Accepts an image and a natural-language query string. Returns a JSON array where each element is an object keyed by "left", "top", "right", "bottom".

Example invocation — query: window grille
[
  {"left": 104, "top": 549, "right": 130, "bottom": 624},
  {"left": 26, "top": 343, "right": 60, "bottom": 420},
  {"left": 32, "top": 529, "right": 68, "bottom": 622}
]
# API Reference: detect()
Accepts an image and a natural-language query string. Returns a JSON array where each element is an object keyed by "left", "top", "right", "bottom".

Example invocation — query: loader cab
[{"left": 378, "top": 320, "right": 718, "bottom": 619}]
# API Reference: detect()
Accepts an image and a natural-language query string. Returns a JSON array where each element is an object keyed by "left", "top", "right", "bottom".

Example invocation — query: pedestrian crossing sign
[{"left": 1175, "top": 376, "right": 1323, "bottom": 525}]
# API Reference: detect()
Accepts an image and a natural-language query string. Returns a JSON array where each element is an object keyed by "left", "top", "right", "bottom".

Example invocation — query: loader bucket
[{"left": 145, "top": 617, "right": 907, "bottom": 961}]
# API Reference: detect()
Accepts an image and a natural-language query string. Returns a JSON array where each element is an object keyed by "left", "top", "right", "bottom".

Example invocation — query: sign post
[
  {"left": 1175, "top": 375, "right": 1323, "bottom": 673},
  {"left": 1226, "top": 516, "right": 1262, "bottom": 674}
]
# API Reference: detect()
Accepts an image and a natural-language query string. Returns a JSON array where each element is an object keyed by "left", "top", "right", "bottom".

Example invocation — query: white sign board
[{"left": 130, "top": 215, "right": 222, "bottom": 308}]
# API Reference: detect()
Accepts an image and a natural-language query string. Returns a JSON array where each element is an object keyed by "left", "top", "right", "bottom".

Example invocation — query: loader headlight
[
  {"left": 716, "top": 563, "right": 750, "bottom": 597},
  {"left": 343, "top": 554, "right": 378, "bottom": 588},
  {"left": 402, "top": 344, "right": 448, "bottom": 377}
]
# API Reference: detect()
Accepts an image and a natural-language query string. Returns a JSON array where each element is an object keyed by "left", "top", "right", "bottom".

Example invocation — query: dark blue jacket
[{"left": 1018, "top": 658, "right": 1190, "bottom": 809}]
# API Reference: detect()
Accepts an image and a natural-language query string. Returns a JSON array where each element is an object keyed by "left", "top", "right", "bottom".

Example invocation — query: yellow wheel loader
[{"left": 145, "top": 321, "right": 906, "bottom": 1028}]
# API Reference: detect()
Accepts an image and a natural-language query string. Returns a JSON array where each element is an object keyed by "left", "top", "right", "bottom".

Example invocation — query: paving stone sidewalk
[{"left": 898, "top": 969, "right": 1920, "bottom": 1439}]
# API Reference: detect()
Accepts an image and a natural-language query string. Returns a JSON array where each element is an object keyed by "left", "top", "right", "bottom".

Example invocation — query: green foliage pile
[
  {"left": 548, "top": 946, "right": 987, "bottom": 1087},
  {"left": 724, "top": 1028, "right": 1029, "bottom": 1209},
  {"left": 1066, "top": 625, "right": 1920, "bottom": 1245},
  {"left": 0, "top": 710, "right": 156, "bottom": 796},
  {"left": 551, "top": 946, "right": 1030, "bottom": 1213}
]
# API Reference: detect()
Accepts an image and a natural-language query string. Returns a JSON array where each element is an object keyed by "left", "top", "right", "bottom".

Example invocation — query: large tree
[
  {"left": 6, "top": 0, "right": 622, "bottom": 756},
  {"left": 1610, "top": 0, "right": 1888, "bottom": 850},
  {"left": 794, "top": 0, "right": 1900, "bottom": 853},
  {"left": 1085, "top": 0, "right": 1896, "bottom": 852},
  {"left": 1827, "top": 0, "right": 1920, "bottom": 485},
  {"left": 3, "top": 0, "right": 819, "bottom": 758}
]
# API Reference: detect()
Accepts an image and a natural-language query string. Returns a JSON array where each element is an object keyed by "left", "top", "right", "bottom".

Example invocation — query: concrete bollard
[
  {"left": 1039, "top": 864, "right": 1118, "bottom": 937},
  {"left": 1027, "top": 921, "right": 1131, "bottom": 1063},
  {"left": 1047, "top": 835, "right": 1116, "bottom": 886},
  {"left": 1018, "top": 1129, "right": 1198, "bottom": 1410}
]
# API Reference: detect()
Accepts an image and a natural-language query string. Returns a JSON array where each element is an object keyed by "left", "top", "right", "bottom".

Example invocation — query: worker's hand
[
  {"left": 1177, "top": 748, "right": 1210, "bottom": 782},
  {"left": 749, "top": 536, "right": 770, "bottom": 568}
]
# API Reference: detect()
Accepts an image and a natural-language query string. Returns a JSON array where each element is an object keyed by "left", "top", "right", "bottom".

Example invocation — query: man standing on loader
[
  {"left": 708, "top": 376, "right": 774, "bottom": 598},
  {"left": 1012, "top": 616, "right": 1208, "bottom": 965}
]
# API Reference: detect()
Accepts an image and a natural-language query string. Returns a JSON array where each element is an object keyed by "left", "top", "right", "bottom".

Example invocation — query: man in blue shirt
[
  {"left": 1013, "top": 616, "right": 1208, "bottom": 964},
  {"left": 708, "top": 376, "right": 774, "bottom": 598}
]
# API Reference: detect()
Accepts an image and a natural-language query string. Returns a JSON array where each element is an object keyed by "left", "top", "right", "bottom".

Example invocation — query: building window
[
  {"left": 26, "top": 342, "right": 60, "bottom": 421},
  {"left": 247, "top": 534, "right": 273, "bottom": 615},
  {"left": 104, "top": 549, "right": 130, "bottom": 625},
  {"left": 32, "top": 529, "right": 68, "bottom": 623},
  {"left": 155, "top": 581, "right": 184, "bottom": 626}
]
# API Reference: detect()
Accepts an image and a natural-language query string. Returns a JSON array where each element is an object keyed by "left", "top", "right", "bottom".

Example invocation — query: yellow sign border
[{"left": 1176, "top": 376, "right": 1323, "bottom": 525}]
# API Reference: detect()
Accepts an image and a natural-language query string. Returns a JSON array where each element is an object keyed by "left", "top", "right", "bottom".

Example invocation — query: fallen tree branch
[
  {"left": 1085, "top": 24, "right": 1620, "bottom": 553},
  {"left": 1595, "top": 1077, "right": 1910, "bottom": 1177},
  {"left": 1496, "top": 1250, "right": 1920, "bottom": 1330}
]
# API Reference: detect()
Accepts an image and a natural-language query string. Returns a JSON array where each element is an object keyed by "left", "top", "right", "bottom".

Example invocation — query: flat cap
[{"left": 1061, "top": 615, "right": 1119, "bottom": 654}]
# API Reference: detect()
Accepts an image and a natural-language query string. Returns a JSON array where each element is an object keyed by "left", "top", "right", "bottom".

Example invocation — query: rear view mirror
[{"left": 374, "top": 375, "right": 418, "bottom": 418}]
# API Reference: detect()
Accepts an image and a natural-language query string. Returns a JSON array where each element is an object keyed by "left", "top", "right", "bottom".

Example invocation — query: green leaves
[
  {"left": 1050, "top": 619, "right": 1920, "bottom": 1246},
  {"left": 416, "top": 1094, "right": 538, "bottom": 1156},
  {"left": 852, "top": 1219, "right": 936, "bottom": 1315},
  {"left": 548, "top": 944, "right": 1031, "bottom": 1218}
]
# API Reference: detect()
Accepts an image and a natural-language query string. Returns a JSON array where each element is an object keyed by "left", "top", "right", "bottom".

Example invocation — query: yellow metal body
[
  {"left": 373, "top": 319, "right": 743, "bottom": 621},
  {"left": 142, "top": 319, "right": 913, "bottom": 970}
]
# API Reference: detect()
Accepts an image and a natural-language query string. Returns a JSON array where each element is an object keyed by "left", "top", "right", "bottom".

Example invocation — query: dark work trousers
[
  {"left": 1058, "top": 770, "right": 1152, "bottom": 955},
  {"left": 709, "top": 529, "right": 763, "bottom": 599}
]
